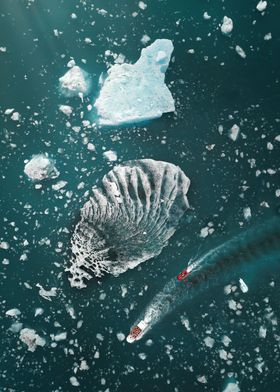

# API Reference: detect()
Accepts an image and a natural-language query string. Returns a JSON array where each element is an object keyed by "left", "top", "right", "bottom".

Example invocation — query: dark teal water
[{"left": 0, "top": 0, "right": 280, "bottom": 391}]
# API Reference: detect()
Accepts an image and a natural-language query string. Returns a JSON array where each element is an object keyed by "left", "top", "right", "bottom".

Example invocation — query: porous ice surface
[
  {"left": 94, "top": 39, "right": 175, "bottom": 125},
  {"left": 67, "top": 159, "right": 190, "bottom": 288},
  {"left": 19, "top": 328, "right": 46, "bottom": 352},
  {"left": 24, "top": 154, "right": 59, "bottom": 181},
  {"left": 59, "top": 65, "right": 91, "bottom": 97}
]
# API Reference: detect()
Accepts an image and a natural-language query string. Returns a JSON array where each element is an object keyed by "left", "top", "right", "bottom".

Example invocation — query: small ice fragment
[
  {"left": 0, "top": 241, "right": 10, "bottom": 250},
  {"left": 256, "top": 1, "right": 267, "bottom": 12},
  {"left": 52, "top": 180, "right": 67, "bottom": 191},
  {"left": 87, "top": 143, "right": 95, "bottom": 151},
  {"left": 180, "top": 316, "right": 191, "bottom": 331},
  {"left": 103, "top": 150, "right": 117, "bottom": 161},
  {"left": 223, "top": 381, "right": 240, "bottom": 392},
  {"left": 203, "top": 12, "right": 211, "bottom": 20},
  {"left": 228, "top": 124, "right": 240, "bottom": 141},
  {"left": 200, "top": 227, "right": 209, "bottom": 238},
  {"left": 204, "top": 336, "right": 215, "bottom": 348},
  {"left": 59, "top": 105, "right": 73, "bottom": 116},
  {"left": 5, "top": 308, "right": 21, "bottom": 317},
  {"left": 259, "top": 325, "right": 267, "bottom": 338},
  {"left": 235, "top": 45, "right": 246, "bottom": 59},
  {"left": 69, "top": 376, "right": 80, "bottom": 387},
  {"left": 197, "top": 375, "right": 207, "bottom": 384},
  {"left": 221, "top": 16, "right": 233, "bottom": 35},
  {"left": 11, "top": 112, "right": 20, "bottom": 121},
  {"left": 59, "top": 66, "right": 91, "bottom": 97},
  {"left": 10, "top": 322, "right": 23, "bottom": 333},
  {"left": 4, "top": 108, "right": 14, "bottom": 115},
  {"left": 228, "top": 299, "right": 237, "bottom": 311},
  {"left": 35, "top": 308, "right": 44, "bottom": 317},
  {"left": 117, "top": 332, "right": 126, "bottom": 342},
  {"left": 239, "top": 278, "right": 248, "bottom": 293},
  {"left": 19, "top": 328, "right": 46, "bottom": 352},
  {"left": 222, "top": 335, "right": 232, "bottom": 347},
  {"left": 264, "top": 32, "right": 272, "bottom": 40},
  {"left": 141, "top": 34, "right": 151, "bottom": 45},
  {"left": 53, "top": 332, "right": 67, "bottom": 341},
  {"left": 138, "top": 1, "right": 147, "bottom": 10},
  {"left": 24, "top": 154, "right": 59, "bottom": 181},
  {"left": 243, "top": 207, "right": 252, "bottom": 221},
  {"left": 71, "top": 13, "right": 77, "bottom": 19},
  {"left": 36, "top": 283, "right": 58, "bottom": 301},
  {"left": 0, "top": 47, "right": 7, "bottom": 53}
]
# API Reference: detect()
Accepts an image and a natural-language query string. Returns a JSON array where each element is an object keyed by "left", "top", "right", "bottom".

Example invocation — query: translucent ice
[
  {"left": 94, "top": 39, "right": 175, "bottom": 125},
  {"left": 59, "top": 65, "right": 91, "bottom": 97},
  {"left": 67, "top": 159, "right": 190, "bottom": 288},
  {"left": 24, "top": 154, "right": 59, "bottom": 181}
]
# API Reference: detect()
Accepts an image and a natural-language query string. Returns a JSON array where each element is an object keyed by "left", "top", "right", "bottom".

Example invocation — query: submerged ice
[
  {"left": 24, "top": 154, "right": 59, "bottom": 181},
  {"left": 67, "top": 159, "right": 190, "bottom": 288},
  {"left": 94, "top": 39, "right": 175, "bottom": 125}
]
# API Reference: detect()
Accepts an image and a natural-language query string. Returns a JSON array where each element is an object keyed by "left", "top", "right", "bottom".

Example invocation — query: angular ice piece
[
  {"left": 235, "top": 45, "right": 246, "bottom": 59},
  {"left": 221, "top": 16, "right": 233, "bottom": 35},
  {"left": 59, "top": 66, "right": 91, "bottom": 97},
  {"left": 5, "top": 308, "right": 21, "bottom": 317},
  {"left": 19, "top": 328, "right": 46, "bottom": 352},
  {"left": 59, "top": 105, "right": 73, "bottom": 116},
  {"left": 67, "top": 159, "right": 190, "bottom": 288},
  {"left": 228, "top": 124, "right": 240, "bottom": 141},
  {"left": 256, "top": 1, "right": 267, "bottom": 12},
  {"left": 223, "top": 381, "right": 240, "bottom": 392},
  {"left": 94, "top": 39, "right": 175, "bottom": 125},
  {"left": 239, "top": 278, "right": 248, "bottom": 293},
  {"left": 36, "top": 283, "right": 58, "bottom": 301},
  {"left": 24, "top": 154, "right": 59, "bottom": 181}
]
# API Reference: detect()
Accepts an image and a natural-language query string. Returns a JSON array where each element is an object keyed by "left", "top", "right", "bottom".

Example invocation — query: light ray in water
[{"left": 129, "top": 218, "right": 280, "bottom": 341}]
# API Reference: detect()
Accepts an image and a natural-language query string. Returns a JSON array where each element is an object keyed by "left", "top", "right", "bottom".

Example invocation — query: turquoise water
[{"left": 0, "top": 0, "right": 280, "bottom": 391}]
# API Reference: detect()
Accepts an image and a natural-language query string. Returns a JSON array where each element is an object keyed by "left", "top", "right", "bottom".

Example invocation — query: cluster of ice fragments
[
  {"left": 24, "top": 154, "right": 59, "bottom": 181},
  {"left": 94, "top": 39, "right": 175, "bottom": 125}
]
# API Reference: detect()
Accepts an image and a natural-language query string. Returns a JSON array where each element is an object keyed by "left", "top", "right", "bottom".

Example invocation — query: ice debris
[
  {"left": 24, "top": 154, "right": 59, "bottom": 181},
  {"left": 235, "top": 45, "right": 246, "bottom": 59},
  {"left": 239, "top": 278, "right": 249, "bottom": 293},
  {"left": 59, "top": 65, "right": 91, "bottom": 97},
  {"left": 228, "top": 124, "right": 240, "bottom": 141},
  {"left": 19, "top": 328, "right": 46, "bottom": 352},
  {"left": 36, "top": 283, "right": 58, "bottom": 301},
  {"left": 256, "top": 1, "right": 267, "bottom": 12},
  {"left": 5, "top": 308, "right": 21, "bottom": 317},
  {"left": 221, "top": 16, "right": 233, "bottom": 35},
  {"left": 94, "top": 39, "right": 175, "bottom": 125}
]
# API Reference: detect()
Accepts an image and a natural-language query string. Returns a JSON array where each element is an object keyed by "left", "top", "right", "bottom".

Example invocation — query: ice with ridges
[
  {"left": 94, "top": 39, "right": 175, "bottom": 125},
  {"left": 67, "top": 159, "right": 190, "bottom": 288}
]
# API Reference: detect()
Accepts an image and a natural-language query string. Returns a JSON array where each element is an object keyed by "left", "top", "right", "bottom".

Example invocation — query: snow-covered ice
[
  {"left": 59, "top": 65, "right": 91, "bottom": 97},
  {"left": 94, "top": 39, "right": 175, "bottom": 125},
  {"left": 24, "top": 154, "right": 59, "bottom": 181},
  {"left": 221, "top": 16, "right": 233, "bottom": 35}
]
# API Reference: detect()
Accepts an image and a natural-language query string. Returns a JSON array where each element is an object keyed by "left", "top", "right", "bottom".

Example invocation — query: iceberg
[
  {"left": 59, "top": 65, "right": 91, "bottom": 97},
  {"left": 67, "top": 159, "right": 190, "bottom": 288},
  {"left": 24, "top": 154, "right": 59, "bottom": 181},
  {"left": 94, "top": 39, "right": 175, "bottom": 125}
]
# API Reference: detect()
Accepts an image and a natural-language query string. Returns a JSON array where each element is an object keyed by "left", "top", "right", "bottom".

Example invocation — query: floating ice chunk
[
  {"left": 259, "top": 325, "right": 267, "bottom": 338},
  {"left": 36, "top": 283, "right": 58, "bottom": 301},
  {"left": 19, "top": 328, "right": 46, "bottom": 352},
  {"left": 221, "top": 16, "right": 233, "bottom": 35},
  {"left": 138, "top": 1, "right": 147, "bottom": 10},
  {"left": 5, "top": 308, "right": 21, "bottom": 317},
  {"left": 94, "top": 39, "right": 175, "bottom": 125},
  {"left": 239, "top": 278, "right": 248, "bottom": 293},
  {"left": 223, "top": 381, "right": 240, "bottom": 392},
  {"left": 204, "top": 336, "right": 215, "bottom": 348},
  {"left": 103, "top": 150, "right": 117, "bottom": 161},
  {"left": 24, "top": 154, "right": 59, "bottom": 181},
  {"left": 117, "top": 332, "right": 126, "bottom": 342},
  {"left": 59, "top": 105, "right": 73, "bottom": 116},
  {"left": 235, "top": 45, "right": 246, "bottom": 59},
  {"left": 228, "top": 124, "right": 240, "bottom": 141},
  {"left": 10, "top": 322, "right": 23, "bottom": 333},
  {"left": 4, "top": 108, "right": 14, "bottom": 115},
  {"left": 197, "top": 375, "right": 207, "bottom": 384},
  {"left": 256, "top": 1, "right": 267, "bottom": 12},
  {"left": 53, "top": 332, "right": 67, "bottom": 341},
  {"left": 11, "top": 112, "right": 20, "bottom": 121},
  {"left": 52, "top": 180, "right": 67, "bottom": 191},
  {"left": 67, "top": 159, "right": 190, "bottom": 288},
  {"left": 69, "top": 376, "right": 80, "bottom": 387},
  {"left": 181, "top": 316, "right": 191, "bottom": 331},
  {"left": 0, "top": 47, "right": 7, "bottom": 53},
  {"left": 0, "top": 241, "right": 10, "bottom": 249},
  {"left": 203, "top": 12, "right": 211, "bottom": 20},
  {"left": 141, "top": 34, "right": 151, "bottom": 44},
  {"left": 264, "top": 32, "right": 272, "bottom": 40},
  {"left": 59, "top": 66, "right": 91, "bottom": 97},
  {"left": 243, "top": 207, "right": 252, "bottom": 221}
]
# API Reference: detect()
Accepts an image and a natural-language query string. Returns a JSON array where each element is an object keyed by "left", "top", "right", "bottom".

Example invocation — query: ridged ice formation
[{"left": 67, "top": 159, "right": 190, "bottom": 288}]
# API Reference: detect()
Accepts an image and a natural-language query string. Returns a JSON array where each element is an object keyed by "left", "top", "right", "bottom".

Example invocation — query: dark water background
[{"left": 0, "top": 0, "right": 280, "bottom": 391}]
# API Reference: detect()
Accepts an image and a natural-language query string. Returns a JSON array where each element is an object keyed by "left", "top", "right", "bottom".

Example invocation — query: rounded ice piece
[
  {"left": 67, "top": 159, "right": 190, "bottom": 288},
  {"left": 24, "top": 154, "right": 59, "bottom": 181},
  {"left": 59, "top": 65, "right": 91, "bottom": 97},
  {"left": 94, "top": 39, "right": 175, "bottom": 125}
]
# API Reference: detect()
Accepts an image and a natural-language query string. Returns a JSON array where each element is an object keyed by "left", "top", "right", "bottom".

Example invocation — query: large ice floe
[
  {"left": 59, "top": 65, "right": 91, "bottom": 97},
  {"left": 67, "top": 159, "right": 190, "bottom": 288},
  {"left": 94, "top": 39, "right": 175, "bottom": 125},
  {"left": 24, "top": 154, "right": 59, "bottom": 181}
]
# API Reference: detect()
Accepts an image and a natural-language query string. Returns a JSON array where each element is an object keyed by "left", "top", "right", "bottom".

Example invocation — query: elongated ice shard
[
  {"left": 94, "top": 39, "right": 175, "bottom": 125},
  {"left": 67, "top": 159, "right": 190, "bottom": 288}
]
